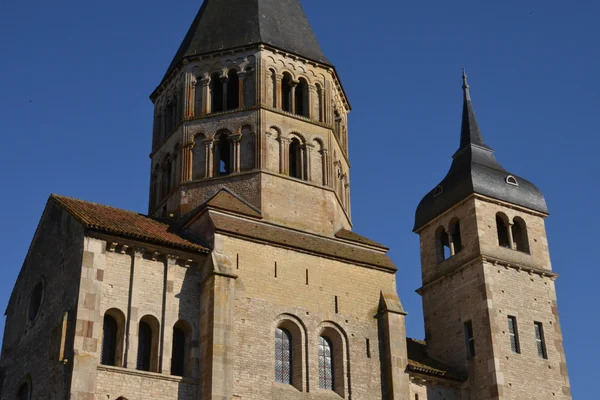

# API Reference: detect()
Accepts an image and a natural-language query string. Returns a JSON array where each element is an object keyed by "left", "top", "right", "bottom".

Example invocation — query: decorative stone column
[
  {"left": 304, "top": 144, "right": 315, "bottom": 182},
  {"left": 221, "top": 74, "right": 228, "bottom": 111},
  {"left": 200, "top": 76, "right": 210, "bottom": 115},
  {"left": 125, "top": 248, "right": 144, "bottom": 369},
  {"left": 278, "top": 137, "right": 290, "bottom": 174},
  {"left": 230, "top": 134, "right": 242, "bottom": 173},
  {"left": 204, "top": 139, "right": 215, "bottom": 178},
  {"left": 321, "top": 149, "right": 329, "bottom": 186},
  {"left": 508, "top": 221, "right": 515, "bottom": 250},
  {"left": 308, "top": 85, "right": 318, "bottom": 120},
  {"left": 275, "top": 73, "right": 283, "bottom": 109},
  {"left": 180, "top": 141, "right": 194, "bottom": 183},
  {"left": 189, "top": 81, "right": 197, "bottom": 118},
  {"left": 160, "top": 255, "right": 179, "bottom": 375},
  {"left": 237, "top": 70, "right": 246, "bottom": 108},
  {"left": 290, "top": 80, "right": 299, "bottom": 114}
]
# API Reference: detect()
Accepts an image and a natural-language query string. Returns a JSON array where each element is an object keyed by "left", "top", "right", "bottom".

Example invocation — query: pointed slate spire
[
  {"left": 459, "top": 69, "right": 489, "bottom": 150},
  {"left": 161, "top": 0, "right": 330, "bottom": 83}
]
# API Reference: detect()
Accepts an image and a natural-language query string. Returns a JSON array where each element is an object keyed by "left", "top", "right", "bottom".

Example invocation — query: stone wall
[{"left": 0, "top": 201, "right": 84, "bottom": 400}]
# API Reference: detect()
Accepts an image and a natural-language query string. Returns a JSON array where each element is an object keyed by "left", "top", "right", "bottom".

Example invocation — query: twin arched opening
[
  {"left": 435, "top": 218, "right": 463, "bottom": 263},
  {"left": 210, "top": 70, "right": 240, "bottom": 113},
  {"left": 496, "top": 212, "right": 530, "bottom": 253}
]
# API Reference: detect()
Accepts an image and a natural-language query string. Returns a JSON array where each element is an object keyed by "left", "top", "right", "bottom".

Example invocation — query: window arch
[
  {"left": 282, "top": 73, "right": 293, "bottom": 112},
  {"left": 449, "top": 218, "right": 463, "bottom": 254},
  {"left": 215, "top": 133, "right": 231, "bottom": 176},
  {"left": 28, "top": 281, "right": 44, "bottom": 323},
  {"left": 295, "top": 78, "right": 309, "bottom": 117},
  {"left": 226, "top": 69, "right": 239, "bottom": 110},
  {"left": 16, "top": 376, "right": 31, "bottom": 400},
  {"left": 496, "top": 213, "right": 511, "bottom": 248},
  {"left": 275, "top": 328, "right": 292, "bottom": 385},
  {"left": 435, "top": 226, "right": 451, "bottom": 263},
  {"left": 512, "top": 217, "right": 530, "bottom": 253},
  {"left": 289, "top": 137, "right": 303, "bottom": 179},
  {"left": 101, "top": 308, "right": 125, "bottom": 367},
  {"left": 210, "top": 72, "right": 224, "bottom": 113},
  {"left": 317, "top": 325, "right": 346, "bottom": 396},
  {"left": 137, "top": 315, "right": 160, "bottom": 372},
  {"left": 171, "top": 320, "right": 192, "bottom": 377}
]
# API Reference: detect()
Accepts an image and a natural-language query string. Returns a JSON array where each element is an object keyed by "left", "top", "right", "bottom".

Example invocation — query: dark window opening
[
  {"left": 496, "top": 214, "right": 510, "bottom": 248},
  {"left": 216, "top": 134, "right": 231, "bottom": 175},
  {"left": 137, "top": 321, "right": 152, "bottom": 371},
  {"left": 28, "top": 282, "right": 43, "bottom": 322},
  {"left": 451, "top": 219, "right": 463, "bottom": 254},
  {"left": 295, "top": 78, "right": 308, "bottom": 117},
  {"left": 289, "top": 138, "right": 302, "bottom": 179},
  {"left": 275, "top": 328, "right": 292, "bottom": 385},
  {"left": 17, "top": 382, "right": 30, "bottom": 400},
  {"left": 508, "top": 316, "right": 521, "bottom": 354},
  {"left": 210, "top": 73, "right": 224, "bottom": 113},
  {"left": 101, "top": 315, "right": 118, "bottom": 366},
  {"left": 318, "top": 336, "right": 334, "bottom": 390},
  {"left": 334, "top": 110, "right": 342, "bottom": 139},
  {"left": 512, "top": 217, "right": 530, "bottom": 253},
  {"left": 226, "top": 70, "right": 239, "bottom": 110},
  {"left": 534, "top": 322, "right": 547, "bottom": 359},
  {"left": 436, "top": 227, "right": 451, "bottom": 263},
  {"left": 270, "top": 69, "right": 277, "bottom": 108},
  {"left": 171, "top": 326, "right": 186, "bottom": 376},
  {"left": 282, "top": 73, "right": 293, "bottom": 112},
  {"left": 464, "top": 320, "right": 475, "bottom": 358}
]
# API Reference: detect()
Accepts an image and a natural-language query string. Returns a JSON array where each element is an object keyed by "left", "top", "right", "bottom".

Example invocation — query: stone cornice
[
  {"left": 416, "top": 254, "right": 558, "bottom": 295},
  {"left": 97, "top": 365, "right": 200, "bottom": 385}
]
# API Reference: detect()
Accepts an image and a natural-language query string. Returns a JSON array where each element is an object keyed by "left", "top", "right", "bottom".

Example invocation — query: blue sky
[{"left": 0, "top": 0, "right": 597, "bottom": 396}]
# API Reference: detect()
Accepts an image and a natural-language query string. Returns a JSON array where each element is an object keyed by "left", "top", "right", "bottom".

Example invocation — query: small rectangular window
[
  {"left": 534, "top": 322, "right": 548, "bottom": 359},
  {"left": 464, "top": 320, "right": 475, "bottom": 358},
  {"left": 508, "top": 316, "right": 521, "bottom": 354}
]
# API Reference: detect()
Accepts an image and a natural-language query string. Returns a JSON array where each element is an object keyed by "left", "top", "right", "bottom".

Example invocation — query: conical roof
[
  {"left": 162, "top": 0, "right": 330, "bottom": 82},
  {"left": 413, "top": 72, "right": 548, "bottom": 231}
]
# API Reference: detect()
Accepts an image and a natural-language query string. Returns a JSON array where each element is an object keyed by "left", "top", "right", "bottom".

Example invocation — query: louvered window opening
[
  {"left": 534, "top": 322, "right": 547, "bottom": 359},
  {"left": 275, "top": 328, "right": 291, "bottom": 384},
  {"left": 508, "top": 316, "right": 520, "bottom": 354},
  {"left": 464, "top": 321, "right": 475, "bottom": 358},
  {"left": 318, "top": 336, "right": 334, "bottom": 390}
]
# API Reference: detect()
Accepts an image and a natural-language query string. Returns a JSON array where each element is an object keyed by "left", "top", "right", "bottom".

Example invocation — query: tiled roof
[
  {"left": 209, "top": 213, "right": 396, "bottom": 271},
  {"left": 51, "top": 195, "right": 209, "bottom": 253},
  {"left": 406, "top": 338, "right": 465, "bottom": 382},
  {"left": 335, "top": 229, "right": 389, "bottom": 250}
]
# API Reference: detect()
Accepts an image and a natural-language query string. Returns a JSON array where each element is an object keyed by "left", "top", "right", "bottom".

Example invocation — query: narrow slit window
[
  {"left": 508, "top": 316, "right": 521, "bottom": 354},
  {"left": 534, "top": 322, "right": 548, "bottom": 359},
  {"left": 464, "top": 320, "right": 475, "bottom": 358}
]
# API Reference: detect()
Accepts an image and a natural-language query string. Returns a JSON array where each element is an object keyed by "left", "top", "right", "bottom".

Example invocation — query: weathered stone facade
[{"left": 0, "top": 1, "right": 570, "bottom": 400}]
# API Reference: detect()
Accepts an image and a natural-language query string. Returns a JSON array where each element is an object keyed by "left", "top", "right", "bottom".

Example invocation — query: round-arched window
[{"left": 28, "top": 282, "right": 44, "bottom": 323}]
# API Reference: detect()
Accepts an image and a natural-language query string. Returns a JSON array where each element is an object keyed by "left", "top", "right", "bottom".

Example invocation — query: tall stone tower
[
  {"left": 413, "top": 72, "right": 571, "bottom": 399},
  {"left": 149, "top": 0, "right": 351, "bottom": 236}
]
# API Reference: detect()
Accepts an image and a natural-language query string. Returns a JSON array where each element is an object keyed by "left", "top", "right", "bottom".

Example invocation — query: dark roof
[
  {"left": 406, "top": 338, "right": 465, "bottom": 382},
  {"left": 335, "top": 229, "right": 389, "bottom": 250},
  {"left": 208, "top": 213, "right": 396, "bottom": 271},
  {"left": 51, "top": 195, "right": 209, "bottom": 253},
  {"left": 162, "top": 0, "right": 330, "bottom": 83},
  {"left": 414, "top": 72, "right": 548, "bottom": 231}
]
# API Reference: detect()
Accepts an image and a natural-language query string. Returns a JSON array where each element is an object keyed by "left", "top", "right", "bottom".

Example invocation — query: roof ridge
[{"left": 51, "top": 194, "right": 150, "bottom": 218}]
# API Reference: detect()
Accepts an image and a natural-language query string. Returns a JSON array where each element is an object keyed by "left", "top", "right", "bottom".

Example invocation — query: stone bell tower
[
  {"left": 148, "top": 0, "right": 351, "bottom": 236},
  {"left": 413, "top": 71, "right": 571, "bottom": 399}
]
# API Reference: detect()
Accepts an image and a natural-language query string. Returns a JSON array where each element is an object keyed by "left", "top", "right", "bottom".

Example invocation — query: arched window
[
  {"left": 275, "top": 328, "right": 292, "bottom": 384},
  {"left": 435, "top": 226, "right": 451, "bottom": 263},
  {"left": 28, "top": 281, "right": 43, "bottom": 323},
  {"left": 17, "top": 381, "right": 30, "bottom": 400},
  {"left": 226, "top": 69, "right": 239, "bottom": 110},
  {"left": 496, "top": 213, "right": 511, "bottom": 248},
  {"left": 210, "top": 73, "right": 224, "bottom": 113},
  {"left": 512, "top": 217, "right": 530, "bottom": 253},
  {"left": 449, "top": 218, "right": 463, "bottom": 254},
  {"left": 318, "top": 336, "right": 334, "bottom": 390},
  {"left": 215, "top": 134, "right": 231, "bottom": 176},
  {"left": 137, "top": 315, "right": 160, "bottom": 372},
  {"left": 289, "top": 138, "right": 303, "bottom": 179},
  {"left": 282, "top": 73, "right": 293, "bottom": 112},
  {"left": 171, "top": 320, "right": 192, "bottom": 377},
  {"left": 295, "top": 78, "right": 309, "bottom": 117},
  {"left": 334, "top": 109, "right": 342, "bottom": 140},
  {"left": 101, "top": 309, "right": 125, "bottom": 367}
]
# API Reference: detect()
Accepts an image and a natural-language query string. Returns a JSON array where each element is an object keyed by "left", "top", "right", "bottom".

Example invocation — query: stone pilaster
[
  {"left": 160, "top": 255, "right": 178, "bottom": 375},
  {"left": 275, "top": 73, "right": 283, "bottom": 109},
  {"left": 204, "top": 139, "right": 214, "bottom": 178},
  {"left": 200, "top": 76, "right": 210, "bottom": 115},
  {"left": 237, "top": 70, "right": 246, "bottom": 108},
  {"left": 278, "top": 137, "right": 290, "bottom": 175},
  {"left": 377, "top": 290, "right": 411, "bottom": 400},
  {"left": 124, "top": 248, "right": 143, "bottom": 369},
  {"left": 305, "top": 144, "right": 314, "bottom": 182},
  {"left": 231, "top": 134, "right": 242, "bottom": 173},
  {"left": 290, "top": 80, "right": 298, "bottom": 114}
]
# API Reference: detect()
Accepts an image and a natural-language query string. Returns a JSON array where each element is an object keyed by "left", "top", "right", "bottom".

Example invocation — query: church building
[{"left": 0, "top": 0, "right": 571, "bottom": 399}]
